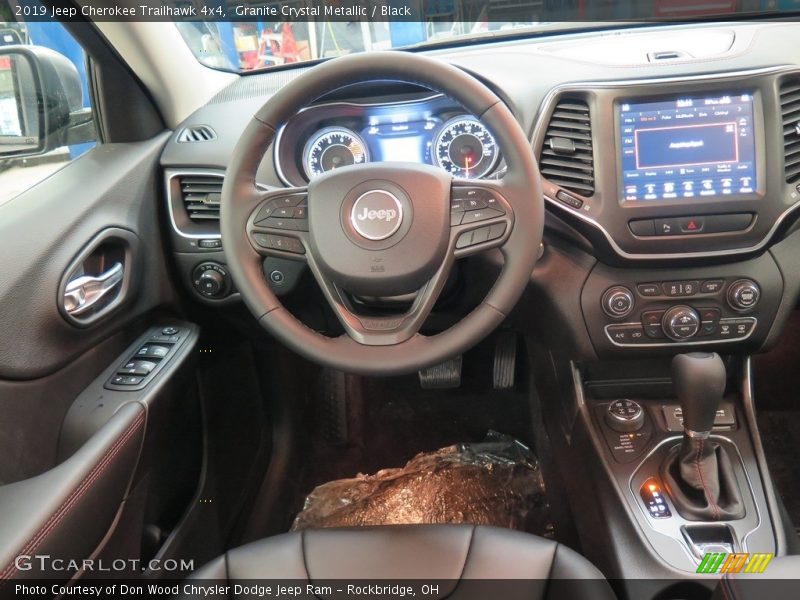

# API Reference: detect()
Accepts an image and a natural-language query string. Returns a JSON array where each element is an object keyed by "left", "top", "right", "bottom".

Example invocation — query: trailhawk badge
[{"left": 350, "top": 190, "right": 404, "bottom": 240}]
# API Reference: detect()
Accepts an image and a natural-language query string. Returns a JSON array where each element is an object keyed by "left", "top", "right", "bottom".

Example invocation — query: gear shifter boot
[{"left": 662, "top": 437, "right": 745, "bottom": 521}]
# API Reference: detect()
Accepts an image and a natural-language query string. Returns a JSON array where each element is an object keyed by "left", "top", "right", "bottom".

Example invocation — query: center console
[
  {"left": 570, "top": 357, "right": 781, "bottom": 577},
  {"left": 532, "top": 66, "right": 800, "bottom": 358}
]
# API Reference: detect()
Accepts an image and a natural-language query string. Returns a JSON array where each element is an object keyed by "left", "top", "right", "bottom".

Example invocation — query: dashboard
[
  {"left": 274, "top": 94, "right": 503, "bottom": 186},
  {"left": 160, "top": 21, "right": 800, "bottom": 361}
]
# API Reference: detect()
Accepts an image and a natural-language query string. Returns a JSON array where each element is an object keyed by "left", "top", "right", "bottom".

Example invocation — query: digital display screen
[
  {"left": 361, "top": 119, "right": 438, "bottom": 164},
  {"left": 619, "top": 93, "right": 757, "bottom": 202}
]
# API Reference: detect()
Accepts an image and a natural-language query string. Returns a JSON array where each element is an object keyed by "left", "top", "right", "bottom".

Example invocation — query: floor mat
[
  {"left": 757, "top": 410, "right": 800, "bottom": 531},
  {"left": 291, "top": 432, "right": 552, "bottom": 535},
  {"left": 285, "top": 344, "right": 552, "bottom": 536}
]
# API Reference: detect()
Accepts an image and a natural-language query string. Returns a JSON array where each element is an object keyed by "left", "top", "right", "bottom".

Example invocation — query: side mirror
[{"left": 0, "top": 45, "right": 91, "bottom": 159}]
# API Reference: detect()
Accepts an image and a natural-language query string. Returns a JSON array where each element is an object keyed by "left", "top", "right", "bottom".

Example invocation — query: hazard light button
[{"left": 678, "top": 216, "right": 705, "bottom": 233}]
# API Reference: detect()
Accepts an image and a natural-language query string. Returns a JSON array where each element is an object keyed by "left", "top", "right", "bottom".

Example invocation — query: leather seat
[
  {"left": 712, "top": 555, "right": 800, "bottom": 599},
  {"left": 184, "top": 524, "right": 615, "bottom": 600}
]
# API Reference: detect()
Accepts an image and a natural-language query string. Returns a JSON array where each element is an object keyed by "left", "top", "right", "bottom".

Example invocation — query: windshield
[{"left": 174, "top": 1, "right": 799, "bottom": 73}]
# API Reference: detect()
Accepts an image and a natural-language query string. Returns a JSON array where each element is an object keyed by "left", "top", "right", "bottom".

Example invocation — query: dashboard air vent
[
  {"left": 781, "top": 78, "right": 800, "bottom": 184},
  {"left": 179, "top": 175, "right": 222, "bottom": 222},
  {"left": 177, "top": 125, "right": 217, "bottom": 143},
  {"left": 540, "top": 98, "right": 595, "bottom": 196}
]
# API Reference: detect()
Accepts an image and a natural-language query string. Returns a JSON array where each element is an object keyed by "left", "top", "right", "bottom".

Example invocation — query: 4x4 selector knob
[
  {"left": 727, "top": 279, "right": 760, "bottom": 312},
  {"left": 662, "top": 305, "right": 700, "bottom": 341},
  {"left": 602, "top": 286, "right": 635, "bottom": 318},
  {"left": 606, "top": 399, "right": 645, "bottom": 432}
]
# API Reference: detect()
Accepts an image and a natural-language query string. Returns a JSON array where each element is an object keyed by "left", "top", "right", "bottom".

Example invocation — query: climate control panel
[{"left": 580, "top": 258, "right": 782, "bottom": 355}]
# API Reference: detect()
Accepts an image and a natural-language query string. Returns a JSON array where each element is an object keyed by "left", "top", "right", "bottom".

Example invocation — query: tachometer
[
  {"left": 433, "top": 116, "right": 499, "bottom": 179},
  {"left": 303, "top": 127, "right": 369, "bottom": 179}
]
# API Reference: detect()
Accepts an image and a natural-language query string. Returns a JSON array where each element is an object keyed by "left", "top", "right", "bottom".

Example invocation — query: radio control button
[
  {"left": 727, "top": 279, "right": 760, "bottom": 311},
  {"left": 637, "top": 283, "right": 660, "bottom": 297},
  {"left": 602, "top": 286, "right": 635, "bottom": 318},
  {"left": 700, "top": 279, "right": 724, "bottom": 294}
]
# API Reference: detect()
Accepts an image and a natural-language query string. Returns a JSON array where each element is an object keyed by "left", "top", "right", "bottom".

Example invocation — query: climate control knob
[
  {"left": 602, "top": 286, "right": 635, "bottom": 318},
  {"left": 727, "top": 279, "right": 760, "bottom": 312},
  {"left": 662, "top": 305, "right": 700, "bottom": 341}
]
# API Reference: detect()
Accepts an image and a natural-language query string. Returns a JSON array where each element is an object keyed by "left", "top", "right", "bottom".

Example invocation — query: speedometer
[
  {"left": 433, "top": 116, "right": 499, "bottom": 179},
  {"left": 303, "top": 127, "right": 369, "bottom": 179}
]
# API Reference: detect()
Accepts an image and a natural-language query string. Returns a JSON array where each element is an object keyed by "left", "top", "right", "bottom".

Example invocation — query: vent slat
[
  {"left": 781, "top": 78, "right": 800, "bottom": 183},
  {"left": 178, "top": 125, "right": 217, "bottom": 143},
  {"left": 539, "top": 98, "right": 595, "bottom": 196},
  {"left": 178, "top": 175, "right": 223, "bottom": 222}
]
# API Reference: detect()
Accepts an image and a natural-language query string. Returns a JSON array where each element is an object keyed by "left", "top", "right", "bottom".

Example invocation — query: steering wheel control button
[
  {"left": 602, "top": 286, "right": 635, "bottom": 318},
  {"left": 350, "top": 190, "right": 403, "bottom": 241},
  {"left": 727, "top": 279, "right": 760, "bottom": 311},
  {"left": 254, "top": 233, "right": 305, "bottom": 255},
  {"left": 254, "top": 195, "right": 309, "bottom": 230},
  {"left": 455, "top": 223, "right": 507, "bottom": 249},
  {"left": 662, "top": 305, "right": 701, "bottom": 341},
  {"left": 462, "top": 207, "right": 505, "bottom": 224},
  {"left": 606, "top": 399, "right": 645, "bottom": 432}
]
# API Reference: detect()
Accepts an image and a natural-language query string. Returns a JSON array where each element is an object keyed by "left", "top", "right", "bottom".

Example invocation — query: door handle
[{"left": 63, "top": 262, "right": 124, "bottom": 317}]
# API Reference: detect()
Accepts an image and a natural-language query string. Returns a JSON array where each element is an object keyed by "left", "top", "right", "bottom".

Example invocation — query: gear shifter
[
  {"left": 661, "top": 353, "right": 745, "bottom": 521},
  {"left": 672, "top": 352, "right": 726, "bottom": 437}
]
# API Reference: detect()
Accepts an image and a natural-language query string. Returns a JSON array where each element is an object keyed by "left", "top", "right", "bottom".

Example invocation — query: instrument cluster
[{"left": 275, "top": 94, "right": 502, "bottom": 186}]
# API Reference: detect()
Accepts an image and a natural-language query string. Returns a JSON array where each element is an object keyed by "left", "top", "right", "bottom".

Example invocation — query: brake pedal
[
  {"left": 419, "top": 356, "right": 462, "bottom": 389},
  {"left": 493, "top": 331, "right": 518, "bottom": 390}
]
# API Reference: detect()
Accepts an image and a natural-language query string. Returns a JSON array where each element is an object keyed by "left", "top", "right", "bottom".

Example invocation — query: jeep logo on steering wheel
[{"left": 350, "top": 190, "right": 404, "bottom": 240}]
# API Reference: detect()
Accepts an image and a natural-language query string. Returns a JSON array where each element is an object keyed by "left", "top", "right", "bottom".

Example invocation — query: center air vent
[
  {"left": 177, "top": 125, "right": 217, "bottom": 143},
  {"left": 780, "top": 78, "right": 800, "bottom": 184},
  {"left": 179, "top": 175, "right": 222, "bottom": 222},
  {"left": 539, "top": 98, "right": 595, "bottom": 197}
]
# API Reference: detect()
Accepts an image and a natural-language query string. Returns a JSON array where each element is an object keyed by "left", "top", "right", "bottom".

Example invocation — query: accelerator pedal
[
  {"left": 418, "top": 356, "right": 462, "bottom": 389},
  {"left": 493, "top": 331, "right": 518, "bottom": 390}
]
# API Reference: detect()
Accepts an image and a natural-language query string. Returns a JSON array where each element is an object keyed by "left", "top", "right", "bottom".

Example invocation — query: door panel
[{"left": 0, "top": 132, "right": 172, "bottom": 379}]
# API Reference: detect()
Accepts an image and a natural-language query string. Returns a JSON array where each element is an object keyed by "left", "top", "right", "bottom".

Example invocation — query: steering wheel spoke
[
  {"left": 307, "top": 251, "right": 455, "bottom": 346},
  {"left": 449, "top": 180, "right": 514, "bottom": 257},
  {"left": 246, "top": 187, "right": 309, "bottom": 260}
]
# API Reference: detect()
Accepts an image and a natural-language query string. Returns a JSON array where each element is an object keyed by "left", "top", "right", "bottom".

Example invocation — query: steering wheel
[{"left": 221, "top": 52, "right": 543, "bottom": 376}]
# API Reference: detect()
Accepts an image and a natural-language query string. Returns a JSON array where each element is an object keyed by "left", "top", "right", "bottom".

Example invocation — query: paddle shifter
[{"left": 661, "top": 353, "right": 745, "bottom": 521}]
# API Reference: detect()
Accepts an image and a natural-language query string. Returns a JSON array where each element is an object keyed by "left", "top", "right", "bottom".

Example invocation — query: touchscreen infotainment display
[{"left": 618, "top": 93, "right": 757, "bottom": 202}]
